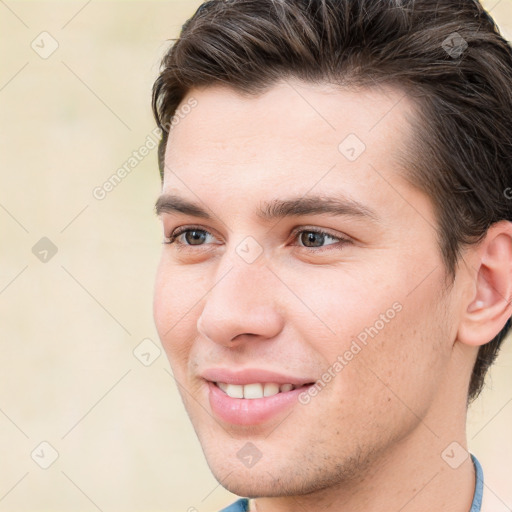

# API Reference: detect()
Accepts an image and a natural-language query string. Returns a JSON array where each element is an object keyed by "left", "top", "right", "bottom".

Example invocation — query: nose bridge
[{"left": 197, "top": 251, "right": 284, "bottom": 345}]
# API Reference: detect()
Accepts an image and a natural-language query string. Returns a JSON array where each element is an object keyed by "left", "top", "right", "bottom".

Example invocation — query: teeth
[
  {"left": 224, "top": 384, "right": 243, "bottom": 398},
  {"left": 216, "top": 382, "right": 296, "bottom": 399},
  {"left": 243, "top": 383, "right": 263, "bottom": 399},
  {"left": 263, "top": 383, "right": 280, "bottom": 397}
]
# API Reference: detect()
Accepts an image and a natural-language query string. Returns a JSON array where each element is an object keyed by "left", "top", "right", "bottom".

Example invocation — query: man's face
[{"left": 154, "top": 81, "right": 462, "bottom": 497}]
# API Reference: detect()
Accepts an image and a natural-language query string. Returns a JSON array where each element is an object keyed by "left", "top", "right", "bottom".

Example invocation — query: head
[{"left": 152, "top": 0, "right": 512, "bottom": 498}]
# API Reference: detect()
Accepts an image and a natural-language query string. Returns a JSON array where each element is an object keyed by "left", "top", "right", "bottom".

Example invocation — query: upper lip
[{"left": 201, "top": 368, "right": 316, "bottom": 386}]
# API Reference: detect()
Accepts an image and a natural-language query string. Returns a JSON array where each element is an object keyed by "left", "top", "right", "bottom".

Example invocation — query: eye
[
  {"left": 163, "top": 226, "right": 349, "bottom": 252},
  {"left": 164, "top": 226, "right": 217, "bottom": 246},
  {"left": 295, "top": 229, "right": 342, "bottom": 249}
]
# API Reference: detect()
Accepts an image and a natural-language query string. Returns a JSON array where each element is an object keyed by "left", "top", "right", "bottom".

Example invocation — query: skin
[{"left": 153, "top": 80, "right": 512, "bottom": 512}]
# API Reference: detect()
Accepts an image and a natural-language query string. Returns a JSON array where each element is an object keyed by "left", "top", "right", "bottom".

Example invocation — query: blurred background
[{"left": 0, "top": 1, "right": 511, "bottom": 511}]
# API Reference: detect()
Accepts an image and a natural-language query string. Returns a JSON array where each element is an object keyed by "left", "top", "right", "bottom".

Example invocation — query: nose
[{"left": 196, "top": 258, "right": 285, "bottom": 347}]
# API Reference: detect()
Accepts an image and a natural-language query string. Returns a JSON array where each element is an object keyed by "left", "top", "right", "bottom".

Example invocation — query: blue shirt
[{"left": 219, "top": 454, "right": 484, "bottom": 512}]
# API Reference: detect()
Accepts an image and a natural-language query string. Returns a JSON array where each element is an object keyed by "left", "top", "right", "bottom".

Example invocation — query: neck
[{"left": 253, "top": 434, "right": 476, "bottom": 512}]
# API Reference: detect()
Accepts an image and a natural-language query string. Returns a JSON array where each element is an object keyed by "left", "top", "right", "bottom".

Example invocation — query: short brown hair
[{"left": 152, "top": 0, "right": 512, "bottom": 403}]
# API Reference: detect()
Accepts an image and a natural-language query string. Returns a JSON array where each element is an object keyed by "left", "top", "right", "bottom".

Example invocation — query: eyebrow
[{"left": 155, "top": 194, "right": 378, "bottom": 222}]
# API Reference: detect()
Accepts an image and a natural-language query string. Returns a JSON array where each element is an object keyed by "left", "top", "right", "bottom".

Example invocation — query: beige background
[{"left": 0, "top": 1, "right": 511, "bottom": 511}]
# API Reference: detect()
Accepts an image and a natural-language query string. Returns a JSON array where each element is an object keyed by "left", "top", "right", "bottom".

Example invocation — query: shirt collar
[{"left": 470, "top": 454, "right": 484, "bottom": 512}]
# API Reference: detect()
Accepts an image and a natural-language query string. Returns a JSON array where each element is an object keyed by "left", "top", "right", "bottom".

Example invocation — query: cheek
[
  {"left": 153, "top": 260, "right": 173, "bottom": 337},
  {"left": 343, "top": 284, "right": 451, "bottom": 423},
  {"left": 292, "top": 262, "right": 450, "bottom": 410},
  {"left": 277, "top": 264, "right": 400, "bottom": 356},
  {"left": 308, "top": 307, "right": 444, "bottom": 453},
  {"left": 153, "top": 259, "right": 200, "bottom": 367}
]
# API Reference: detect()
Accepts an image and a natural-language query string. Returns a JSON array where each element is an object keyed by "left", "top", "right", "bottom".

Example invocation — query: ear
[{"left": 457, "top": 220, "right": 512, "bottom": 347}]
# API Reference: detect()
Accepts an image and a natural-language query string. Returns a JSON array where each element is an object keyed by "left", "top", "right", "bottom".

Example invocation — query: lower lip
[{"left": 207, "top": 381, "right": 312, "bottom": 426}]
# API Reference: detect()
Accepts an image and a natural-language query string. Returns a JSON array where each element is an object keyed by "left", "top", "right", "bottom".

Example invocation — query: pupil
[
  {"left": 302, "top": 231, "right": 324, "bottom": 247},
  {"left": 185, "top": 230, "right": 206, "bottom": 245}
]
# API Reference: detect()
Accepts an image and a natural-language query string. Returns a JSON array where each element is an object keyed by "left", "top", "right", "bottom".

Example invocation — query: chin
[{"left": 209, "top": 468, "right": 291, "bottom": 498}]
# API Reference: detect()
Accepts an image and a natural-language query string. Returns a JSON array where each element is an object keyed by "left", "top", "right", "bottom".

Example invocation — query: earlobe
[{"left": 457, "top": 222, "right": 512, "bottom": 347}]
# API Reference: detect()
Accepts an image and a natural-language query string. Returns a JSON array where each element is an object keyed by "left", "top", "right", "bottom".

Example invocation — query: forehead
[
  {"left": 161, "top": 80, "right": 421, "bottom": 220},
  {"left": 164, "top": 80, "right": 414, "bottom": 172}
]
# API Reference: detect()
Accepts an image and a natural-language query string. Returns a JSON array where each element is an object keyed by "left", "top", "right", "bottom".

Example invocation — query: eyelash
[{"left": 163, "top": 225, "right": 350, "bottom": 252}]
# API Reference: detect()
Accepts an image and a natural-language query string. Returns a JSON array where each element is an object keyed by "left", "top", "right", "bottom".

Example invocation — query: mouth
[
  {"left": 205, "top": 379, "right": 316, "bottom": 426},
  {"left": 213, "top": 381, "right": 313, "bottom": 399}
]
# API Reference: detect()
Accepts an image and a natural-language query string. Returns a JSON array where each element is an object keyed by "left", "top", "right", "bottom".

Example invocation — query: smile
[
  {"left": 206, "top": 380, "right": 315, "bottom": 425},
  {"left": 214, "top": 381, "right": 308, "bottom": 399}
]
